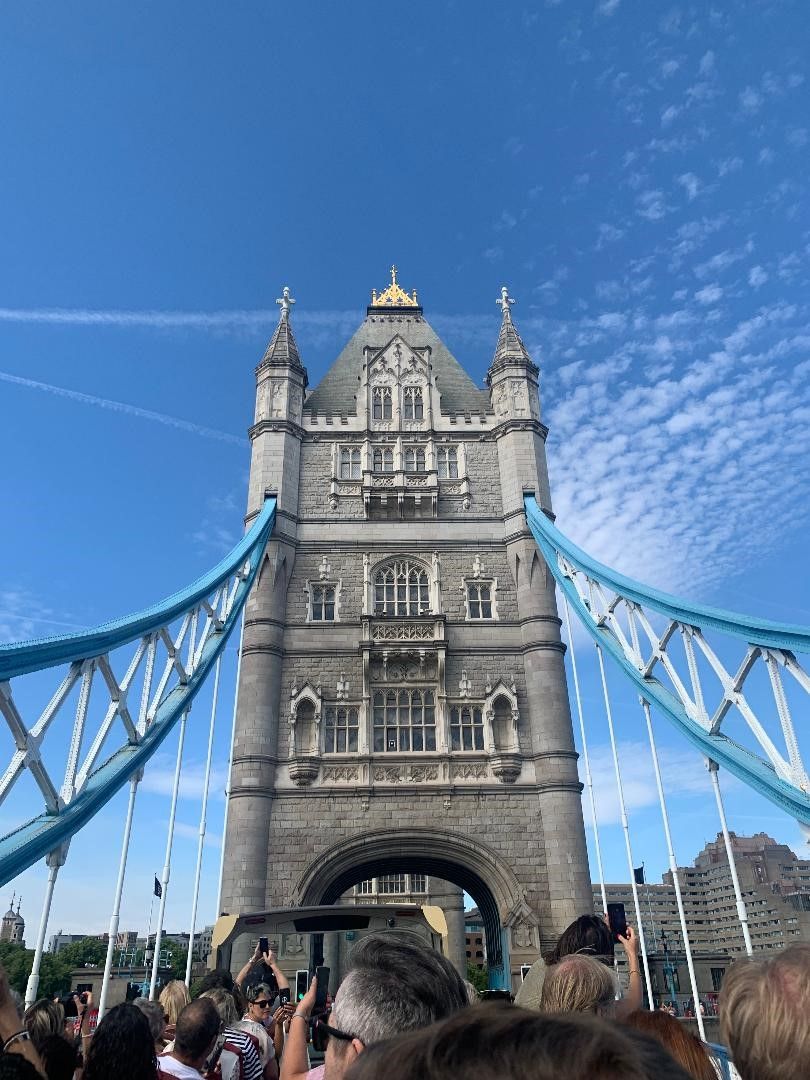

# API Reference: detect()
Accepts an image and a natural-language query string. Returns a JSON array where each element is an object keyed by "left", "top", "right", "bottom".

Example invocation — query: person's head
[
  {"left": 236, "top": 1019, "right": 273, "bottom": 1067},
  {"left": 245, "top": 981, "right": 274, "bottom": 1024},
  {"left": 83, "top": 1002, "right": 156, "bottom": 1080},
  {"left": 323, "top": 934, "right": 469, "bottom": 1080},
  {"left": 720, "top": 942, "right": 810, "bottom": 1080},
  {"left": 539, "top": 953, "right": 618, "bottom": 1017},
  {"left": 192, "top": 968, "right": 234, "bottom": 998},
  {"left": 344, "top": 1003, "right": 693, "bottom": 1080},
  {"left": 38, "top": 1033, "right": 79, "bottom": 1080},
  {"left": 133, "top": 997, "right": 166, "bottom": 1048},
  {"left": 622, "top": 1010, "right": 716, "bottom": 1080},
  {"left": 159, "top": 978, "right": 191, "bottom": 1026},
  {"left": 23, "top": 999, "right": 65, "bottom": 1052},
  {"left": 546, "top": 914, "right": 614, "bottom": 965},
  {"left": 172, "top": 998, "right": 221, "bottom": 1070},
  {"left": 200, "top": 987, "right": 239, "bottom": 1027}
]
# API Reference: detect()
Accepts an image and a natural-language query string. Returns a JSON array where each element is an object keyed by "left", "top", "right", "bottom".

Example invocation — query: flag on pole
[
  {"left": 633, "top": 866, "right": 645, "bottom": 885},
  {"left": 154, "top": 876, "right": 162, "bottom": 898}
]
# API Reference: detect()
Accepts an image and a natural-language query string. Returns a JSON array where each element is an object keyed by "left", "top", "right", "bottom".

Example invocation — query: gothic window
[
  {"left": 372, "top": 386, "right": 392, "bottom": 420},
  {"left": 436, "top": 447, "right": 459, "bottom": 479},
  {"left": 403, "top": 446, "right": 426, "bottom": 472},
  {"left": 374, "top": 560, "right": 430, "bottom": 615},
  {"left": 466, "top": 581, "right": 494, "bottom": 620},
  {"left": 340, "top": 447, "right": 362, "bottom": 479},
  {"left": 372, "top": 447, "right": 395, "bottom": 473},
  {"left": 324, "top": 706, "right": 358, "bottom": 753},
  {"left": 410, "top": 874, "right": 427, "bottom": 893},
  {"left": 310, "top": 584, "right": 336, "bottom": 621},
  {"left": 402, "top": 386, "right": 424, "bottom": 420},
  {"left": 373, "top": 688, "right": 436, "bottom": 752},
  {"left": 450, "top": 705, "right": 485, "bottom": 751},
  {"left": 294, "top": 699, "right": 317, "bottom": 755},
  {"left": 491, "top": 694, "right": 513, "bottom": 752}
]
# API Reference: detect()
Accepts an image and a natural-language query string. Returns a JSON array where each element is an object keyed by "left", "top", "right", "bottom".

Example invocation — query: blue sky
[{"left": 2, "top": 1, "right": 810, "bottom": 940}]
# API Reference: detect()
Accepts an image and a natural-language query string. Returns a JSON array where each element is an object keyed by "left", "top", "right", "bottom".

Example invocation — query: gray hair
[
  {"left": 539, "top": 953, "right": 617, "bottom": 1017},
  {"left": 200, "top": 987, "right": 238, "bottom": 1025},
  {"left": 133, "top": 997, "right": 166, "bottom": 1042}
]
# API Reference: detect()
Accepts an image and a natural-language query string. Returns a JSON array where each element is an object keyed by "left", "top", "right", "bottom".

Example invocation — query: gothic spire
[
  {"left": 491, "top": 285, "right": 534, "bottom": 369},
  {"left": 258, "top": 285, "right": 306, "bottom": 381}
]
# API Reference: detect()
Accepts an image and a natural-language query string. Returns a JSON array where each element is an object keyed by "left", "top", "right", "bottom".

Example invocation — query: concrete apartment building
[{"left": 219, "top": 271, "right": 592, "bottom": 986}]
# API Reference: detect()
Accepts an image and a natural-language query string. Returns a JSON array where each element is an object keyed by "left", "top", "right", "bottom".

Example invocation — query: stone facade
[{"left": 219, "top": 276, "right": 591, "bottom": 987}]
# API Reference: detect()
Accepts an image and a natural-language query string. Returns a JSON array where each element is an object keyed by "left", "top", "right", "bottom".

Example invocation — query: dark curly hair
[
  {"left": 545, "top": 915, "right": 614, "bottom": 965},
  {"left": 83, "top": 1002, "right": 156, "bottom": 1080}
]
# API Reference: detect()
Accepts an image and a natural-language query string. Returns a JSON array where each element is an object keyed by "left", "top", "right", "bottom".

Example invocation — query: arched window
[
  {"left": 372, "top": 447, "right": 394, "bottom": 473},
  {"left": 450, "top": 705, "right": 485, "bottom": 751},
  {"left": 373, "top": 688, "right": 436, "bottom": 752},
  {"left": 324, "top": 706, "right": 358, "bottom": 753},
  {"left": 374, "top": 560, "right": 430, "bottom": 616},
  {"left": 372, "top": 386, "right": 392, "bottom": 420},
  {"left": 294, "top": 699, "right": 316, "bottom": 755},
  {"left": 491, "top": 695, "right": 513, "bottom": 752},
  {"left": 404, "top": 446, "right": 426, "bottom": 472},
  {"left": 402, "top": 386, "right": 424, "bottom": 420}
]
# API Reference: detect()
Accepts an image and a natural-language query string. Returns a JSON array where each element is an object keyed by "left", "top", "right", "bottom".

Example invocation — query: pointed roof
[
  {"left": 257, "top": 285, "right": 307, "bottom": 383},
  {"left": 489, "top": 286, "right": 537, "bottom": 376}
]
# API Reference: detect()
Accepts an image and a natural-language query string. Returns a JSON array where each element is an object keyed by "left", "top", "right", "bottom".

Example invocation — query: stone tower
[
  {"left": 220, "top": 270, "right": 591, "bottom": 987},
  {"left": 0, "top": 894, "right": 24, "bottom": 945}
]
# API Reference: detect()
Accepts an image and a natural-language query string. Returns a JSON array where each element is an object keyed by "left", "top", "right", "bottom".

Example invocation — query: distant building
[
  {"left": 594, "top": 831, "right": 810, "bottom": 960},
  {"left": 97, "top": 930, "right": 138, "bottom": 950},
  {"left": 465, "top": 907, "right": 486, "bottom": 970},
  {"left": 1, "top": 895, "right": 24, "bottom": 946},
  {"left": 49, "top": 933, "right": 87, "bottom": 954}
]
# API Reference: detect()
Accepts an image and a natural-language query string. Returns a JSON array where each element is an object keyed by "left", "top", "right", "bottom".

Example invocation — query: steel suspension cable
[
  {"left": 641, "top": 699, "right": 705, "bottom": 1039},
  {"left": 595, "top": 643, "right": 654, "bottom": 1008},
  {"left": 562, "top": 597, "right": 607, "bottom": 915},
  {"left": 216, "top": 612, "right": 245, "bottom": 917},
  {"left": 98, "top": 776, "right": 139, "bottom": 1019},
  {"left": 708, "top": 761, "right": 753, "bottom": 956},
  {"left": 185, "top": 655, "right": 222, "bottom": 986},
  {"left": 24, "top": 855, "right": 63, "bottom": 1006}
]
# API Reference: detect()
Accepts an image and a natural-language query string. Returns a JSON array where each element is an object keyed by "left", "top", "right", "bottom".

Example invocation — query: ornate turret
[
  {"left": 488, "top": 286, "right": 538, "bottom": 380},
  {"left": 486, "top": 287, "right": 541, "bottom": 424},
  {"left": 257, "top": 286, "right": 307, "bottom": 381}
]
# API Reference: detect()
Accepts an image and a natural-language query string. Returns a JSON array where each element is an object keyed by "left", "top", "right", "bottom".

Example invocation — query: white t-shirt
[{"left": 158, "top": 1056, "right": 204, "bottom": 1080}]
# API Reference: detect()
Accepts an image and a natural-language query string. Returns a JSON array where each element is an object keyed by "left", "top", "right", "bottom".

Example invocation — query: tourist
[
  {"left": 719, "top": 941, "right": 810, "bottom": 1080},
  {"left": 516, "top": 913, "right": 642, "bottom": 1015},
  {"left": 21, "top": 1001, "right": 63, "bottom": 1055},
  {"left": 82, "top": 1002, "right": 156, "bottom": 1080},
  {"left": 133, "top": 998, "right": 167, "bottom": 1055},
  {"left": 0, "top": 962, "right": 45, "bottom": 1079},
  {"left": 280, "top": 934, "right": 468, "bottom": 1080},
  {"left": 622, "top": 1010, "right": 716, "bottom": 1080},
  {"left": 160, "top": 981, "right": 191, "bottom": 1043},
  {"left": 539, "top": 953, "right": 618, "bottom": 1016},
  {"left": 158, "top": 998, "right": 220, "bottom": 1080},
  {"left": 343, "top": 1002, "right": 693, "bottom": 1080},
  {"left": 236, "top": 946, "right": 290, "bottom": 1002},
  {"left": 199, "top": 987, "right": 270, "bottom": 1080}
]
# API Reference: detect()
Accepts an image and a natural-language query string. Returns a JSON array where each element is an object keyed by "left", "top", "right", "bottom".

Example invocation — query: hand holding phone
[
  {"left": 606, "top": 902, "right": 627, "bottom": 942},
  {"left": 313, "top": 966, "right": 330, "bottom": 1016}
]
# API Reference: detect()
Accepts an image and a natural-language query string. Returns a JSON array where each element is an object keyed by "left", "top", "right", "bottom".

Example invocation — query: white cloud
[
  {"left": 758, "top": 147, "right": 775, "bottom": 165},
  {"left": 739, "top": 86, "right": 763, "bottom": 113},
  {"left": 596, "top": 222, "right": 626, "bottom": 248},
  {"left": 660, "top": 105, "right": 680, "bottom": 127},
  {"left": 636, "top": 190, "right": 672, "bottom": 221},
  {"left": 677, "top": 172, "right": 701, "bottom": 200},
  {"left": 698, "top": 50, "right": 715, "bottom": 76},
  {"left": 694, "top": 284, "right": 723, "bottom": 305},
  {"left": 748, "top": 266, "right": 768, "bottom": 289},
  {"left": 660, "top": 60, "right": 680, "bottom": 78},
  {"left": 139, "top": 754, "right": 228, "bottom": 803},
  {"left": 597, "top": 0, "right": 621, "bottom": 14},
  {"left": 786, "top": 127, "right": 808, "bottom": 149}
]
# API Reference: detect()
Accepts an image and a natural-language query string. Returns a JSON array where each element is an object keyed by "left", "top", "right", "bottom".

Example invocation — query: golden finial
[{"left": 371, "top": 265, "right": 419, "bottom": 308}]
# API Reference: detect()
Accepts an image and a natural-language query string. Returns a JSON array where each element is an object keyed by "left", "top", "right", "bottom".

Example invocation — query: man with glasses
[{"left": 280, "top": 935, "right": 469, "bottom": 1080}]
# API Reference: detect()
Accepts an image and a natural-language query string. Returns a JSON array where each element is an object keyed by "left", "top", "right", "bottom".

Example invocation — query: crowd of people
[{"left": 1, "top": 920, "right": 809, "bottom": 1080}]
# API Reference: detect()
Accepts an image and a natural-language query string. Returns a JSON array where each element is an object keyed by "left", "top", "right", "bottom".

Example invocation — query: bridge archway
[{"left": 294, "top": 827, "right": 526, "bottom": 988}]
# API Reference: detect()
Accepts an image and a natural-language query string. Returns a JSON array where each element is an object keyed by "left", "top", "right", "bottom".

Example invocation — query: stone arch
[
  {"left": 371, "top": 556, "right": 432, "bottom": 617},
  {"left": 294, "top": 826, "right": 526, "bottom": 982}
]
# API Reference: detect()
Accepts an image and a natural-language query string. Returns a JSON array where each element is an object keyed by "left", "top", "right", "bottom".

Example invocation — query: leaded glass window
[
  {"left": 404, "top": 446, "right": 426, "bottom": 472},
  {"left": 374, "top": 560, "right": 430, "bottom": 615},
  {"left": 466, "top": 582, "right": 493, "bottom": 619},
  {"left": 402, "top": 386, "right": 424, "bottom": 420},
  {"left": 450, "top": 705, "right": 485, "bottom": 751},
  {"left": 372, "top": 386, "right": 392, "bottom": 420},
  {"left": 340, "top": 447, "right": 361, "bottom": 479},
  {"left": 373, "top": 688, "right": 436, "bottom": 752},
  {"left": 372, "top": 447, "right": 395, "bottom": 472},
  {"left": 437, "top": 447, "right": 459, "bottom": 479},
  {"left": 324, "top": 706, "right": 358, "bottom": 753},
  {"left": 311, "top": 585, "right": 336, "bottom": 621}
]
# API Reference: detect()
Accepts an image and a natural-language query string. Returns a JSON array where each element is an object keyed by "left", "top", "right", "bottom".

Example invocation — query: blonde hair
[
  {"left": 539, "top": 953, "right": 617, "bottom": 1017},
  {"left": 720, "top": 943, "right": 810, "bottom": 1080},
  {"left": 23, "top": 999, "right": 65, "bottom": 1050},
  {"left": 159, "top": 979, "right": 191, "bottom": 1025}
]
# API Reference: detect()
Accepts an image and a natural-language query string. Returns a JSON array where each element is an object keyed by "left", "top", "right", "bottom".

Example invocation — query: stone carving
[
  {"left": 372, "top": 421, "right": 393, "bottom": 431},
  {"left": 510, "top": 381, "right": 528, "bottom": 415},
  {"left": 322, "top": 765, "right": 358, "bottom": 782},
  {"left": 408, "top": 765, "right": 438, "bottom": 782},
  {"left": 372, "top": 476, "right": 396, "bottom": 487},
  {"left": 493, "top": 382, "right": 509, "bottom": 417},
  {"left": 512, "top": 919, "right": 534, "bottom": 949},
  {"left": 371, "top": 622, "right": 434, "bottom": 642},
  {"left": 402, "top": 420, "right": 426, "bottom": 432},
  {"left": 289, "top": 383, "right": 302, "bottom": 419},
  {"left": 282, "top": 933, "right": 305, "bottom": 955},
  {"left": 441, "top": 483, "right": 463, "bottom": 495},
  {"left": 337, "top": 484, "right": 362, "bottom": 495},
  {"left": 458, "top": 670, "right": 472, "bottom": 698},
  {"left": 452, "top": 762, "right": 489, "bottom": 780},
  {"left": 271, "top": 381, "right": 285, "bottom": 417},
  {"left": 406, "top": 476, "right": 429, "bottom": 487},
  {"left": 370, "top": 653, "right": 436, "bottom": 682},
  {"left": 374, "top": 766, "right": 402, "bottom": 784},
  {"left": 255, "top": 382, "right": 268, "bottom": 422}
]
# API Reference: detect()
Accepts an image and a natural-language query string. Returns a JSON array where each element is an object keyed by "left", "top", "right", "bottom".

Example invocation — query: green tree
[
  {"left": 466, "top": 963, "right": 488, "bottom": 994},
  {"left": 57, "top": 937, "right": 108, "bottom": 970},
  {"left": 0, "top": 941, "right": 73, "bottom": 999}
]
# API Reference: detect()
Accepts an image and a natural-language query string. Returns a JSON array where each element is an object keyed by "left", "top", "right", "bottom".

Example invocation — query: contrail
[
  {"left": 0, "top": 370, "right": 248, "bottom": 446},
  {"left": 0, "top": 306, "right": 362, "bottom": 331}
]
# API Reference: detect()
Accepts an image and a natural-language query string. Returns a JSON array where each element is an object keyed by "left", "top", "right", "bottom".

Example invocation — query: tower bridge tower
[{"left": 220, "top": 270, "right": 591, "bottom": 987}]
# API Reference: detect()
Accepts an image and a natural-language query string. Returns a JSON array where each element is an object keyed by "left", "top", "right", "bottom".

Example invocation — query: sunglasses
[
  {"left": 251, "top": 1000, "right": 272, "bottom": 1009},
  {"left": 311, "top": 1017, "right": 358, "bottom": 1053}
]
